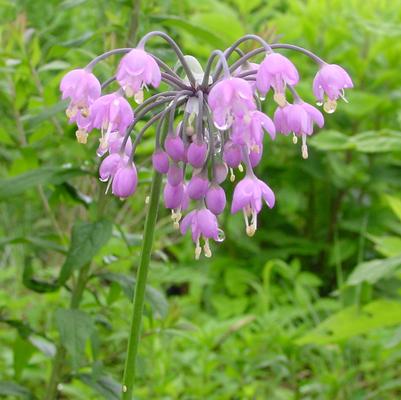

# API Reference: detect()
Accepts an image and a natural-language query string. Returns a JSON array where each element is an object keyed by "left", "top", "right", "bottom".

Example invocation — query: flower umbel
[{"left": 60, "top": 31, "right": 352, "bottom": 259}]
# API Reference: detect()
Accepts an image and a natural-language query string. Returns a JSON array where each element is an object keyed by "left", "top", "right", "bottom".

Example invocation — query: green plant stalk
[
  {"left": 122, "top": 171, "right": 162, "bottom": 399},
  {"left": 44, "top": 262, "right": 91, "bottom": 400}
]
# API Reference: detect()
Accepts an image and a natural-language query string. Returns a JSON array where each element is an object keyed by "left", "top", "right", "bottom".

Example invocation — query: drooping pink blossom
[
  {"left": 231, "top": 175, "right": 275, "bottom": 236},
  {"left": 256, "top": 53, "right": 299, "bottom": 106},
  {"left": 208, "top": 77, "right": 256, "bottom": 130},
  {"left": 117, "top": 48, "right": 161, "bottom": 100},
  {"left": 60, "top": 68, "right": 101, "bottom": 118}
]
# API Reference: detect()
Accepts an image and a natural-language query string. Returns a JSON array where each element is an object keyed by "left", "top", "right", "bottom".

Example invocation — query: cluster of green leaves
[{"left": 1, "top": 0, "right": 401, "bottom": 399}]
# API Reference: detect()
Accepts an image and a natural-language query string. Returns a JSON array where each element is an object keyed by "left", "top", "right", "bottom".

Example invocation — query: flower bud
[
  {"left": 187, "top": 141, "right": 208, "bottom": 168},
  {"left": 206, "top": 185, "right": 226, "bottom": 215},
  {"left": 111, "top": 163, "right": 138, "bottom": 198},
  {"left": 152, "top": 149, "right": 170, "bottom": 174},
  {"left": 165, "top": 134, "right": 186, "bottom": 162},
  {"left": 164, "top": 182, "right": 184, "bottom": 209},
  {"left": 167, "top": 163, "right": 184, "bottom": 186},
  {"left": 187, "top": 174, "right": 209, "bottom": 200},
  {"left": 223, "top": 141, "right": 241, "bottom": 168}
]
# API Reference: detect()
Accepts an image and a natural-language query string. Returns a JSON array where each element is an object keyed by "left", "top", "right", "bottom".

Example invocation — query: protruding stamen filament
[
  {"left": 292, "top": 133, "right": 298, "bottom": 144},
  {"left": 273, "top": 92, "right": 286, "bottom": 107},
  {"left": 238, "top": 163, "right": 244, "bottom": 173},
  {"left": 66, "top": 105, "right": 78, "bottom": 119},
  {"left": 301, "top": 134, "right": 308, "bottom": 159},
  {"left": 229, "top": 168, "right": 235, "bottom": 182},
  {"left": 134, "top": 89, "right": 144, "bottom": 104},
  {"left": 203, "top": 238, "right": 212, "bottom": 258},
  {"left": 243, "top": 207, "right": 257, "bottom": 237},
  {"left": 195, "top": 238, "right": 201, "bottom": 260}
]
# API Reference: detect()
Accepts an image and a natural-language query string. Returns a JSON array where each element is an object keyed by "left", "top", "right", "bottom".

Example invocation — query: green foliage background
[{"left": 1, "top": 0, "right": 401, "bottom": 399}]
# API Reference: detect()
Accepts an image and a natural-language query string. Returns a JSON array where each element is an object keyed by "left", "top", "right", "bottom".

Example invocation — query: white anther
[
  {"left": 195, "top": 239, "right": 202, "bottom": 260},
  {"left": 323, "top": 99, "right": 337, "bottom": 114},
  {"left": 80, "top": 106, "right": 90, "bottom": 118},
  {"left": 124, "top": 86, "right": 134, "bottom": 98},
  {"left": 145, "top": 196, "right": 150, "bottom": 204},
  {"left": 66, "top": 105, "right": 78, "bottom": 119},
  {"left": 274, "top": 92, "right": 286, "bottom": 107},
  {"left": 301, "top": 134, "right": 308, "bottom": 159},
  {"left": 134, "top": 89, "right": 144, "bottom": 104},
  {"left": 203, "top": 238, "right": 212, "bottom": 258},
  {"left": 238, "top": 164, "right": 244, "bottom": 173},
  {"left": 75, "top": 129, "right": 88, "bottom": 144},
  {"left": 229, "top": 168, "right": 235, "bottom": 182},
  {"left": 292, "top": 133, "right": 298, "bottom": 144}
]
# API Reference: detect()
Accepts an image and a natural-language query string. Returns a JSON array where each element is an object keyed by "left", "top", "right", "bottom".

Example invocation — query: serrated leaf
[
  {"left": 58, "top": 220, "right": 112, "bottom": 284},
  {"left": 55, "top": 309, "right": 94, "bottom": 369},
  {"left": 296, "top": 300, "right": 401, "bottom": 345}
]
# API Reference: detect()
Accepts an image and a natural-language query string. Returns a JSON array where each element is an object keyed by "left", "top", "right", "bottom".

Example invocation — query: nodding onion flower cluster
[{"left": 60, "top": 32, "right": 353, "bottom": 259}]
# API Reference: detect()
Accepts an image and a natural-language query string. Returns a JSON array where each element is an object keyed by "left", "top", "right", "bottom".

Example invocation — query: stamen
[
  {"left": 76, "top": 129, "right": 88, "bottom": 144},
  {"left": 80, "top": 106, "right": 90, "bottom": 118},
  {"left": 124, "top": 86, "right": 134, "bottom": 98},
  {"left": 195, "top": 238, "right": 202, "bottom": 260},
  {"left": 105, "top": 178, "right": 113, "bottom": 194},
  {"left": 134, "top": 89, "right": 144, "bottom": 104},
  {"left": 203, "top": 238, "right": 212, "bottom": 258},
  {"left": 273, "top": 92, "right": 286, "bottom": 107},
  {"left": 339, "top": 89, "right": 348, "bottom": 103},
  {"left": 238, "top": 163, "right": 244, "bottom": 173},
  {"left": 323, "top": 98, "right": 337, "bottom": 114},
  {"left": 301, "top": 134, "right": 308, "bottom": 159},
  {"left": 229, "top": 168, "right": 235, "bottom": 182},
  {"left": 145, "top": 196, "right": 150, "bottom": 204},
  {"left": 66, "top": 105, "right": 78, "bottom": 119},
  {"left": 292, "top": 133, "right": 298, "bottom": 144}
]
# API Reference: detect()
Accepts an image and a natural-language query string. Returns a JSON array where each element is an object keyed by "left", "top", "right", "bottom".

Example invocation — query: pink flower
[
  {"left": 256, "top": 53, "right": 299, "bottom": 106},
  {"left": 117, "top": 48, "right": 161, "bottom": 100},
  {"left": 60, "top": 68, "right": 101, "bottom": 118},
  {"left": 180, "top": 208, "right": 221, "bottom": 259},
  {"left": 273, "top": 101, "right": 324, "bottom": 159},
  {"left": 274, "top": 102, "right": 324, "bottom": 137},
  {"left": 152, "top": 149, "right": 170, "bottom": 174},
  {"left": 313, "top": 64, "right": 353, "bottom": 113},
  {"left": 187, "top": 141, "right": 208, "bottom": 168},
  {"left": 90, "top": 92, "right": 134, "bottom": 135},
  {"left": 112, "top": 162, "right": 138, "bottom": 199},
  {"left": 97, "top": 131, "right": 132, "bottom": 157},
  {"left": 208, "top": 77, "right": 256, "bottom": 129},
  {"left": 231, "top": 175, "right": 275, "bottom": 236},
  {"left": 187, "top": 174, "right": 209, "bottom": 200},
  {"left": 231, "top": 110, "right": 276, "bottom": 148}
]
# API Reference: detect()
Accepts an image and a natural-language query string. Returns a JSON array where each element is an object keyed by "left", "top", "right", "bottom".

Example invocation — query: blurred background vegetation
[{"left": 1, "top": 0, "right": 401, "bottom": 399}]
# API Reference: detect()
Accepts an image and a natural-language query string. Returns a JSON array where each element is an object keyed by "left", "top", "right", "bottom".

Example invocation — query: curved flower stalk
[{"left": 59, "top": 31, "right": 353, "bottom": 398}]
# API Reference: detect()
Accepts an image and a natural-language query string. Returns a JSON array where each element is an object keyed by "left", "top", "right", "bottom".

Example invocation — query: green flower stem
[
  {"left": 122, "top": 170, "right": 163, "bottom": 399},
  {"left": 44, "top": 262, "right": 91, "bottom": 400}
]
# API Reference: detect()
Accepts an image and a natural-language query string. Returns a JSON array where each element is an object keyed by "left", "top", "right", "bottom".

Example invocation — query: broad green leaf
[
  {"left": 346, "top": 255, "right": 401, "bottom": 286},
  {"left": 309, "top": 130, "right": 352, "bottom": 151},
  {"left": 58, "top": 220, "right": 112, "bottom": 284},
  {"left": 23, "top": 262, "right": 59, "bottom": 293},
  {"left": 296, "top": 300, "right": 401, "bottom": 345},
  {"left": 55, "top": 309, "right": 94, "bottom": 369},
  {"left": 385, "top": 194, "right": 401, "bottom": 222},
  {"left": 0, "top": 381, "right": 35, "bottom": 399},
  {"left": 349, "top": 130, "right": 401, "bottom": 153},
  {"left": 0, "top": 166, "right": 88, "bottom": 200}
]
